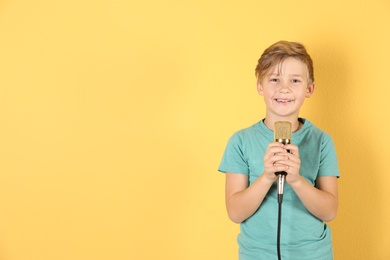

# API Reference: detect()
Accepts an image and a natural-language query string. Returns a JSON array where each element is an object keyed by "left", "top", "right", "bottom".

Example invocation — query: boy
[{"left": 218, "top": 41, "right": 340, "bottom": 260}]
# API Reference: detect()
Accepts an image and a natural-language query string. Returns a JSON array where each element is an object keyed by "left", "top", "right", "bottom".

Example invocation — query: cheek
[
  {"left": 295, "top": 93, "right": 307, "bottom": 104},
  {"left": 262, "top": 92, "right": 273, "bottom": 100}
]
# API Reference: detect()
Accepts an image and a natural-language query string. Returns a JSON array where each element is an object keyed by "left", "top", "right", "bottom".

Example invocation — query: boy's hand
[
  {"left": 282, "top": 143, "right": 301, "bottom": 184},
  {"left": 263, "top": 142, "right": 289, "bottom": 182},
  {"left": 263, "top": 142, "right": 301, "bottom": 184}
]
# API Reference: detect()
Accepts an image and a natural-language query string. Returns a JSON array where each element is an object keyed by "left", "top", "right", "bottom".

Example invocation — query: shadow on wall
[{"left": 308, "top": 42, "right": 380, "bottom": 259}]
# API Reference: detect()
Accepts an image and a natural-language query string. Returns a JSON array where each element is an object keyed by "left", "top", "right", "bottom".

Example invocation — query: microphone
[{"left": 274, "top": 121, "right": 292, "bottom": 204}]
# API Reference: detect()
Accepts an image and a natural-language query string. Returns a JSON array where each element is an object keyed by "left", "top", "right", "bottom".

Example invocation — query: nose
[{"left": 278, "top": 82, "right": 291, "bottom": 93}]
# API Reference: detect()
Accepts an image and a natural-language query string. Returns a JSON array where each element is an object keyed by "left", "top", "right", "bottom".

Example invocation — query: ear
[
  {"left": 257, "top": 82, "right": 264, "bottom": 96},
  {"left": 305, "top": 82, "right": 315, "bottom": 98}
]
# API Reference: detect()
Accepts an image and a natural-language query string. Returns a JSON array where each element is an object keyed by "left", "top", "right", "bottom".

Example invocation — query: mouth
[{"left": 275, "top": 98, "right": 294, "bottom": 103}]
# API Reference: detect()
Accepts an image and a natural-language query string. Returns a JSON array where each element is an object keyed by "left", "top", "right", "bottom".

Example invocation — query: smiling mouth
[{"left": 275, "top": 98, "right": 294, "bottom": 103}]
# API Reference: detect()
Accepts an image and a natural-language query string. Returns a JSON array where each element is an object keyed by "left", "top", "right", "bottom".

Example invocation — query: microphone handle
[{"left": 276, "top": 171, "right": 287, "bottom": 203}]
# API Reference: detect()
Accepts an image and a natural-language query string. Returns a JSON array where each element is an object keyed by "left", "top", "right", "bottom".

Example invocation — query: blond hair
[{"left": 255, "top": 41, "right": 314, "bottom": 84}]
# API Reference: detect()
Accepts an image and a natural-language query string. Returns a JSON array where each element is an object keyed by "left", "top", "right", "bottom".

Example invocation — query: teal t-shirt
[{"left": 219, "top": 119, "right": 340, "bottom": 260}]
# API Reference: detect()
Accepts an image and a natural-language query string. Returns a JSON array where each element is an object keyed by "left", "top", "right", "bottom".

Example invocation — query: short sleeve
[
  {"left": 318, "top": 134, "right": 340, "bottom": 178},
  {"left": 218, "top": 132, "right": 249, "bottom": 175}
]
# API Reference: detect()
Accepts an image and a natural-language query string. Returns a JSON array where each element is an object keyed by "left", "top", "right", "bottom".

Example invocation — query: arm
[
  {"left": 225, "top": 142, "right": 288, "bottom": 223},
  {"left": 290, "top": 176, "right": 338, "bottom": 222},
  {"left": 225, "top": 173, "right": 274, "bottom": 223},
  {"left": 280, "top": 143, "right": 338, "bottom": 222}
]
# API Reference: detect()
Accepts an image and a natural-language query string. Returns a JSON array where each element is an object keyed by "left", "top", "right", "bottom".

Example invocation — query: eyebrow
[{"left": 267, "top": 73, "right": 304, "bottom": 77}]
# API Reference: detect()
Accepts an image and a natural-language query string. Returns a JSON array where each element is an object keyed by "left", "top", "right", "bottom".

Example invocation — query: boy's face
[{"left": 257, "top": 57, "right": 314, "bottom": 120}]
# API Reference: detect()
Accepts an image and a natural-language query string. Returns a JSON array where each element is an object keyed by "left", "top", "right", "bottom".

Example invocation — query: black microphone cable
[
  {"left": 276, "top": 172, "right": 286, "bottom": 260},
  {"left": 277, "top": 201, "right": 282, "bottom": 260}
]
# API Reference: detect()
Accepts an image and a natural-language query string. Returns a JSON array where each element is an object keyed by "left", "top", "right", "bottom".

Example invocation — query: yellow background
[{"left": 0, "top": 0, "right": 389, "bottom": 259}]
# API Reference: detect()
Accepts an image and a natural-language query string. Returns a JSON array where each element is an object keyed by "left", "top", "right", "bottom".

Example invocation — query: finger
[
  {"left": 269, "top": 155, "right": 289, "bottom": 166},
  {"left": 272, "top": 156, "right": 291, "bottom": 168},
  {"left": 273, "top": 163, "right": 289, "bottom": 172},
  {"left": 285, "top": 153, "right": 301, "bottom": 165},
  {"left": 264, "top": 151, "right": 286, "bottom": 164},
  {"left": 285, "top": 144, "right": 299, "bottom": 156},
  {"left": 280, "top": 160, "right": 300, "bottom": 175},
  {"left": 267, "top": 145, "right": 287, "bottom": 154},
  {"left": 280, "top": 160, "right": 297, "bottom": 170},
  {"left": 268, "top": 142, "right": 285, "bottom": 148}
]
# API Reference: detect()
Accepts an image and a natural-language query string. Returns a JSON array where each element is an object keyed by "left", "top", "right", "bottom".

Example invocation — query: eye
[
  {"left": 270, "top": 78, "right": 279, "bottom": 82},
  {"left": 291, "top": 79, "right": 301, "bottom": 83}
]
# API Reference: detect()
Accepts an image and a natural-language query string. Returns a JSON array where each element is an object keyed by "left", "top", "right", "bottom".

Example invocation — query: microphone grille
[{"left": 274, "top": 121, "right": 292, "bottom": 141}]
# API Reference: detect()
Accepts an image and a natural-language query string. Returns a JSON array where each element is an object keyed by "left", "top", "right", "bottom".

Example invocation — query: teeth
[{"left": 276, "top": 99, "right": 291, "bottom": 103}]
